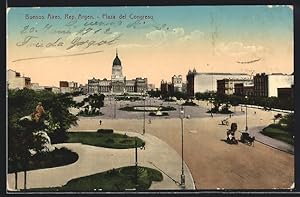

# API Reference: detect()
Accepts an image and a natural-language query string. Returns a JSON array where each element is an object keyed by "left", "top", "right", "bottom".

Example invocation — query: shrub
[
  {"left": 268, "top": 123, "right": 283, "bottom": 130},
  {"left": 162, "top": 112, "right": 169, "bottom": 116},
  {"left": 182, "top": 101, "right": 198, "bottom": 106},
  {"left": 105, "top": 138, "right": 114, "bottom": 144},
  {"left": 97, "top": 129, "right": 114, "bottom": 134},
  {"left": 149, "top": 112, "right": 156, "bottom": 116}
]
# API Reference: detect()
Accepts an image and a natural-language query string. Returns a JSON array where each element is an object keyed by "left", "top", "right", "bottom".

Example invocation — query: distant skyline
[{"left": 7, "top": 6, "right": 293, "bottom": 87}]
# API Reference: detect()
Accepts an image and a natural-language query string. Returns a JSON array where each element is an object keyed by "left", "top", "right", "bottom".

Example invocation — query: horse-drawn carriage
[{"left": 226, "top": 123, "right": 255, "bottom": 145}]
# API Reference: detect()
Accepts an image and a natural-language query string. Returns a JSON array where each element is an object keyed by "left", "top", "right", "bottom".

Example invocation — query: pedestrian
[{"left": 99, "top": 120, "right": 102, "bottom": 125}]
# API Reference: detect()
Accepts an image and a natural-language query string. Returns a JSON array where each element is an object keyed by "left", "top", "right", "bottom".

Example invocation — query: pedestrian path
[
  {"left": 7, "top": 131, "right": 195, "bottom": 191},
  {"left": 248, "top": 126, "right": 294, "bottom": 154}
]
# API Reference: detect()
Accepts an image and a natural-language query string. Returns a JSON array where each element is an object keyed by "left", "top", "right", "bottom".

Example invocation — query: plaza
[
  {"left": 7, "top": 95, "right": 294, "bottom": 191},
  {"left": 69, "top": 95, "right": 294, "bottom": 189}
]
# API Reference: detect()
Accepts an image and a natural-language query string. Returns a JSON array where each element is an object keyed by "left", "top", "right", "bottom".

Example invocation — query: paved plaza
[
  {"left": 7, "top": 131, "right": 195, "bottom": 191},
  {"left": 8, "top": 96, "right": 294, "bottom": 190},
  {"left": 69, "top": 96, "right": 294, "bottom": 189}
]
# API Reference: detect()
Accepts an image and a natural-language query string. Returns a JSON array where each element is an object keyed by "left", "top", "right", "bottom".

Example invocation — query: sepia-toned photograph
[{"left": 6, "top": 5, "right": 294, "bottom": 192}]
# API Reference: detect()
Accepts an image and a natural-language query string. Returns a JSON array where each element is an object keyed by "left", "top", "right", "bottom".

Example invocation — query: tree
[
  {"left": 86, "top": 94, "right": 105, "bottom": 115},
  {"left": 8, "top": 89, "right": 79, "bottom": 188},
  {"left": 9, "top": 114, "right": 47, "bottom": 190},
  {"left": 279, "top": 113, "right": 294, "bottom": 135}
]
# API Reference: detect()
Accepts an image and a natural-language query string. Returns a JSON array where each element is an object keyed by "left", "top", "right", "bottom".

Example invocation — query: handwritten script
[{"left": 15, "top": 14, "right": 171, "bottom": 52}]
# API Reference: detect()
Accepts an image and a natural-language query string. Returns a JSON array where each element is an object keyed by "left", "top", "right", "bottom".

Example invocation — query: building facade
[
  {"left": 7, "top": 69, "right": 31, "bottom": 89},
  {"left": 87, "top": 51, "right": 148, "bottom": 95},
  {"left": 59, "top": 81, "right": 78, "bottom": 93},
  {"left": 278, "top": 86, "right": 294, "bottom": 99},
  {"left": 186, "top": 68, "right": 250, "bottom": 96},
  {"left": 217, "top": 78, "right": 253, "bottom": 95},
  {"left": 254, "top": 73, "right": 294, "bottom": 97},
  {"left": 172, "top": 75, "right": 183, "bottom": 92},
  {"left": 234, "top": 83, "right": 254, "bottom": 96}
]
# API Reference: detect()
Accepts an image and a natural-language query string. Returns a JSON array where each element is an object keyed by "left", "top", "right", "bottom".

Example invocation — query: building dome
[{"left": 113, "top": 50, "right": 121, "bottom": 66}]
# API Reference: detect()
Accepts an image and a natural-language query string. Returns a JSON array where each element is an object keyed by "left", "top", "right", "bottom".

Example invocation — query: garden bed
[
  {"left": 9, "top": 147, "right": 78, "bottom": 173},
  {"left": 25, "top": 166, "right": 163, "bottom": 191},
  {"left": 261, "top": 124, "right": 293, "bottom": 145},
  {"left": 66, "top": 132, "right": 145, "bottom": 149}
]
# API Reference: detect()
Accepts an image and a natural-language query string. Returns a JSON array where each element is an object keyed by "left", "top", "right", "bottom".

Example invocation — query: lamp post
[
  {"left": 143, "top": 93, "right": 146, "bottom": 135},
  {"left": 134, "top": 137, "right": 145, "bottom": 190},
  {"left": 180, "top": 106, "right": 185, "bottom": 189},
  {"left": 209, "top": 96, "right": 214, "bottom": 118},
  {"left": 114, "top": 96, "right": 117, "bottom": 119},
  {"left": 135, "top": 138, "right": 138, "bottom": 189},
  {"left": 245, "top": 96, "right": 248, "bottom": 131}
]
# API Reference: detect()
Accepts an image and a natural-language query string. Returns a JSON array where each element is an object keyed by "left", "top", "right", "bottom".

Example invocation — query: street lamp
[
  {"left": 134, "top": 137, "right": 145, "bottom": 190},
  {"left": 245, "top": 96, "right": 248, "bottom": 131},
  {"left": 143, "top": 92, "right": 146, "bottom": 135},
  {"left": 114, "top": 96, "right": 117, "bottom": 119},
  {"left": 209, "top": 96, "right": 214, "bottom": 118},
  {"left": 180, "top": 106, "right": 185, "bottom": 189}
]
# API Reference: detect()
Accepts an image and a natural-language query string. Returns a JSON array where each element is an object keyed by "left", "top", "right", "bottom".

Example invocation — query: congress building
[{"left": 88, "top": 50, "right": 148, "bottom": 95}]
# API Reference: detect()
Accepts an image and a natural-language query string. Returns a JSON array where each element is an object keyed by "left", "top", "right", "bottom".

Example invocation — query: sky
[{"left": 7, "top": 5, "right": 294, "bottom": 87}]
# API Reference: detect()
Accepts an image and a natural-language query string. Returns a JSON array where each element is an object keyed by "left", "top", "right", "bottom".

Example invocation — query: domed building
[
  {"left": 87, "top": 49, "right": 148, "bottom": 95},
  {"left": 111, "top": 50, "right": 126, "bottom": 93}
]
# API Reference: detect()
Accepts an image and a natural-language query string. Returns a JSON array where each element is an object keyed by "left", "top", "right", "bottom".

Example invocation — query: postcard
[{"left": 6, "top": 5, "right": 294, "bottom": 192}]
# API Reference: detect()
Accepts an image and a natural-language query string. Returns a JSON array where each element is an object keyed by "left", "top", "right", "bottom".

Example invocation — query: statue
[{"left": 32, "top": 102, "right": 45, "bottom": 123}]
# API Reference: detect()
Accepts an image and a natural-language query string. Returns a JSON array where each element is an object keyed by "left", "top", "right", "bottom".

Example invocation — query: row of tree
[{"left": 195, "top": 92, "right": 294, "bottom": 111}]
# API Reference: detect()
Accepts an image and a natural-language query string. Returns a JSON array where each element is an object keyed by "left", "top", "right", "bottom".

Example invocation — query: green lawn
[
  {"left": 66, "top": 132, "right": 145, "bottom": 149},
  {"left": 25, "top": 166, "right": 163, "bottom": 191},
  {"left": 261, "top": 126, "right": 294, "bottom": 145}
]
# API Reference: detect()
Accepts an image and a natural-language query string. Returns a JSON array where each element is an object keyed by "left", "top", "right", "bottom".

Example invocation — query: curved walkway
[{"left": 7, "top": 131, "right": 195, "bottom": 191}]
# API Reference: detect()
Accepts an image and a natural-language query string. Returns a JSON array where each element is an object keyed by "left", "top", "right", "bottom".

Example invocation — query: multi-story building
[
  {"left": 172, "top": 75, "right": 183, "bottom": 92},
  {"left": 186, "top": 68, "right": 250, "bottom": 96},
  {"left": 160, "top": 80, "right": 174, "bottom": 96},
  {"left": 7, "top": 69, "right": 31, "bottom": 89},
  {"left": 217, "top": 79, "right": 253, "bottom": 95},
  {"left": 278, "top": 85, "right": 294, "bottom": 100},
  {"left": 87, "top": 51, "right": 148, "bottom": 95},
  {"left": 160, "top": 80, "right": 169, "bottom": 95},
  {"left": 59, "top": 81, "right": 78, "bottom": 93},
  {"left": 135, "top": 77, "right": 148, "bottom": 93},
  {"left": 44, "top": 86, "right": 60, "bottom": 94},
  {"left": 234, "top": 83, "right": 254, "bottom": 96},
  {"left": 30, "top": 82, "right": 60, "bottom": 93},
  {"left": 254, "top": 73, "right": 294, "bottom": 97},
  {"left": 87, "top": 78, "right": 100, "bottom": 94}
]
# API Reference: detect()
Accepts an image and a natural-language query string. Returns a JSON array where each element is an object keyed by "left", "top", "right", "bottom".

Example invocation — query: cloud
[
  {"left": 180, "top": 30, "right": 204, "bottom": 41},
  {"left": 216, "top": 42, "right": 265, "bottom": 57},
  {"left": 6, "top": 8, "right": 10, "bottom": 14},
  {"left": 146, "top": 28, "right": 204, "bottom": 45},
  {"left": 267, "top": 5, "right": 273, "bottom": 8},
  {"left": 170, "top": 27, "right": 185, "bottom": 37},
  {"left": 145, "top": 30, "right": 167, "bottom": 42}
]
